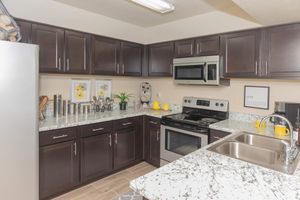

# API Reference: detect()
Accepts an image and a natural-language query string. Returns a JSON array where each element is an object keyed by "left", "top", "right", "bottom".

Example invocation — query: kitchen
[{"left": 1, "top": 0, "right": 300, "bottom": 199}]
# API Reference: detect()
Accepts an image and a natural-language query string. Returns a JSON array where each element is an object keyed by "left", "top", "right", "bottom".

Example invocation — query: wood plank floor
[{"left": 53, "top": 162, "right": 156, "bottom": 200}]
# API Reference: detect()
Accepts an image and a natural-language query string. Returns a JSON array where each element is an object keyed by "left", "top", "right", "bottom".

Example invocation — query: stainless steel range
[{"left": 160, "top": 97, "right": 229, "bottom": 165}]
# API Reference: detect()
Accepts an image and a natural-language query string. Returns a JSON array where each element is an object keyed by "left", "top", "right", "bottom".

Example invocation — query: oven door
[
  {"left": 160, "top": 125, "right": 208, "bottom": 162},
  {"left": 173, "top": 63, "right": 206, "bottom": 84}
]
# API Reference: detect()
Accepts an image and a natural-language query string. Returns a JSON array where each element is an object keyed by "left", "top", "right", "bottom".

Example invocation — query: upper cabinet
[
  {"left": 32, "top": 24, "right": 64, "bottom": 73},
  {"left": 221, "top": 30, "right": 261, "bottom": 78},
  {"left": 64, "top": 31, "right": 90, "bottom": 74},
  {"left": 91, "top": 36, "right": 119, "bottom": 75},
  {"left": 174, "top": 39, "right": 195, "bottom": 58},
  {"left": 263, "top": 23, "right": 300, "bottom": 78},
  {"left": 120, "top": 42, "right": 143, "bottom": 76},
  {"left": 195, "top": 36, "right": 220, "bottom": 56},
  {"left": 16, "top": 19, "right": 32, "bottom": 43},
  {"left": 91, "top": 37, "right": 143, "bottom": 76},
  {"left": 148, "top": 42, "right": 174, "bottom": 77},
  {"left": 174, "top": 36, "right": 220, "bottom": 58}
]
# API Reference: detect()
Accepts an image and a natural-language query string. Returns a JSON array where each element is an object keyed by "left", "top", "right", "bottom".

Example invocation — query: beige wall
[
  {"left": 40, "top": 74, "right": 300, "bottom": 116},
  {"left": 2, "top": 0, "right": 145, "bottom": 43}
]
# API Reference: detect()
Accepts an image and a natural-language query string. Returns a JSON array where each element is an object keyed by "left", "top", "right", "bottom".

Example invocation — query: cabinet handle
[
  {"left": 170, "top": 63, "right": 173, "bottom": 75},
  {"left": 108, "top": 134, "right": 112, "bottom": 147},
  {"left": 213, "top": 136, "right": 222, "bottom": 140},
  {"left": 74, "top": 142, "right": 77, "bottom": 156},
  {"left": 156, "top": 130, "right": 160, "bottom": 141},
  {"left": 149, "top": 121, "right": 158, "bottom": 125},
  {"left": 122, "top": 122, "right": 132, "bottom": 126},
  {"left": 255, "top": 61, "right": 258, "bottom": 74},
  {"left": 67, "top": 58, "right": 70, "bottom": 71},
  {"left": 122, "top": 64, "right": 125, "bottom": 74},
  {"left": 265, "top": 61, "right": 268, "bottom": 75},
  {"left": 58, "top": 57, "right": 61, "bottom": 71},
  {"left": 196, "top": 43, "right": 199, "bottom": 55},
  {"left": 114, "top": 133, "right": 118, "bottom": 144},
  {"left": 92, "top": 128, "right": 104, "bottom": 132},
  {"left": 117, "top": 64, "right": 120, "bottom": 74},
  {"left": 190, "top": 45, "right": 194, "bottom": 55},
  {"left": 52, "top": 134, "right": 68, "bottom": 140}
]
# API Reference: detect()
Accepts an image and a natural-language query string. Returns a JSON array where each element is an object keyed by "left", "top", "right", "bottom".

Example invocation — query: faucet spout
[{"left": 260, "top": 114, "right": 297, "bottom": 164}]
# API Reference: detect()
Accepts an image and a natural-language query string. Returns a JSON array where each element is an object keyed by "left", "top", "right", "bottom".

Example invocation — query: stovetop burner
[{"left": 163, "top": 113, "right": 221, "bottom": 127}]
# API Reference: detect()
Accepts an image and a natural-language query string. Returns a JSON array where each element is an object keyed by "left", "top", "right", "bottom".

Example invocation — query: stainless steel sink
[{"left": 208, "top": 132, "right": 300, "bottom": 174}]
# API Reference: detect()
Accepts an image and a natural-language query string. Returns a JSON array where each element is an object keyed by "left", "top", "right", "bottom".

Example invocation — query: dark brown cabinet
[
  {"left": 79, "top": 121, "right": 114, "bottom": 183},
  {"left": 221, "top": 30, "right": 261, "bottom": 78},
  {"left": 114, "top": 127, "right": 136, "bottom": 170},
  {"left": 39, "top": 128, "right": 79, "bottom": 200},
  {"left": 174, "top": 39, "right": 195, "bottom": 58},
  {"left": 80, "top": 133, "right": 113, "bottom": 183},
  {"left": 209, "top": 129, "right": 231, "bottom": 143},
  {"left": 16, "top": 19, "right": 32, "bottom": 43},
  {"left": 64, "top": 30, "right": 90, "bottom": 74},
  {"left": 145, "top": 117, "right": 161, "bottom": 167},
  {"left": 263, "top": 23, "right": 300, "bottom": 78},
  {"left": 195, "top": 36, "right": 220, "bottom": 56},
  {"left": 32, "top": 24, "right": 64, "bottom": 73},
  {"left": 121, "top": 42, "right": 143, "bottom": 76},
  {"left": 148, "top": 42, "right": 174, "bottom": 77},
  {"left": 91, "top": 36, "right": 119, "bottom": 75}
]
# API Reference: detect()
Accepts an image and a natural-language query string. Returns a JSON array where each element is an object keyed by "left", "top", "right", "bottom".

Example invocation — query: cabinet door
[
  {"left": 263, "top": 24, "right": 300, "bottom": 78},
  {"left": 209, "top": 129, "right": 231, "bottom": 144},
  {"left": 15, "top": 19, "right": 31, "bottom": 43},
  {"left": 195, "top": 36, "right": 220, "bottom": 56},
  {"left": 114, "top": 128, "right": 136, "bottom": 170},
  {"left": 221, "top": 30, "right": 260, "bottom": 77},
  {"left": 80, "top": 133, "right": 113, "bottom": 183},
  {"left": 145, "top": 117, "right": 161, "bottom": 167},
  {"left": 121, "top": 42, "right": 143, "bottom": 76},
  {"left": 39, "top": 140, "right": 79, "bottom": 199},
  {"left": 91, "top": 36, "right": 120, "bottom": 75},
  {"left": 65, "top": 30, "right": 90, "bottom": 74},
  {"left": 32, "top": 24, "right": 64, "bottom": 73},
  {"left": 174, "top": 39, "right": 195, "bottom": 58},
  {"left": 148, "top": 42, "right": 174, "bottom": 77}
]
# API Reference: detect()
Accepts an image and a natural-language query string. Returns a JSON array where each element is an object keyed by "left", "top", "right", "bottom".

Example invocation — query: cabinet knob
[
  {"left": 108, "top": 134, "right": 112, "bottom": 147},
  {"left": 156, "top": 130, "right": 160, "bottom": 141}
]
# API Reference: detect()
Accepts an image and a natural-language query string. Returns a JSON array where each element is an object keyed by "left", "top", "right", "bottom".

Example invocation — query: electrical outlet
[{"left": 156, "top": 92, "right": 161, "bottom": 98}]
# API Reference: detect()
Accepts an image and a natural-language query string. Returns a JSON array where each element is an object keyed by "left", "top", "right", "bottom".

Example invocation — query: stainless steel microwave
[{"left": 173, "top": 56, "right": 220, "bottom": 85}]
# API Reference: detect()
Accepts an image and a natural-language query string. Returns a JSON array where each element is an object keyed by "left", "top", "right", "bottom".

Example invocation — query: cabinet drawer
[
  {"left": 209, "top": 129, "right": 231, "bottom": 143},
  {"left": 114, "top": 117, "right": 137, "bottom": 130},
  {"left": 40, "top": 128, "right": 77, "bottom": 146},
  {"left": 79, "top": 121, "right": 113, "bottom": 138},
  {"left": 147, "top": 117, "right": 161, "bottom": 127}
]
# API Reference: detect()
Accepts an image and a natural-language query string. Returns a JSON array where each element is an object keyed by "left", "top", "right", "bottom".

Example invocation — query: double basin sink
[{"left": 208, "top": 132, "right": 300, "bottom": 174}]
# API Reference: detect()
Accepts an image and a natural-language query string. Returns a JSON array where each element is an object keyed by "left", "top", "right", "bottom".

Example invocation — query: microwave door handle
[{"left": 203, "top": 62, "right": 207, "bottom": 82}]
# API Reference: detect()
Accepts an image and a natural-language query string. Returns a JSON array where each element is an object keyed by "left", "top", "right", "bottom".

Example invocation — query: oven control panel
[{"left": 183, "top": 97, "right": 229, "bottom": 112}]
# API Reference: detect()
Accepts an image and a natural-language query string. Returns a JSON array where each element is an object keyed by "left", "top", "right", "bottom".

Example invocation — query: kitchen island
[{"left": 130, "top": 132, "right": 300, "bottom": 200}]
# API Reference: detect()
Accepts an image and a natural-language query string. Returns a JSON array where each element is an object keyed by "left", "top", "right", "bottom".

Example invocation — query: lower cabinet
[
  {"left": 114, "top": 127, "right": 136, "bottom": 170},
  {"left": 209, "top": 129, "right": 231, "bottom": 143},
  {"left": 145, "top": 117, "right": 161, "bottom": 167},
  {"left": 80, "top": 133, "right": 113, "bottom": 183},
  {"left": 39, "top": 128, "right": 79, "bottom": 200}
]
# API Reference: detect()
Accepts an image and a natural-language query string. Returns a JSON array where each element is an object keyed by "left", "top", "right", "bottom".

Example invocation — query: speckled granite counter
[
  {"left": 130, "top": 132, "right": 300, "bottom": 200},
  {"left": 39, "top": 108, "right": 180, "bottom": 132}
]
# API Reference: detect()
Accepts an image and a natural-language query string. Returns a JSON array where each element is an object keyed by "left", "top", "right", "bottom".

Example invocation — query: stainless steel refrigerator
[{"left": 0, "top": 40, "right": 39, "bottom": 200}]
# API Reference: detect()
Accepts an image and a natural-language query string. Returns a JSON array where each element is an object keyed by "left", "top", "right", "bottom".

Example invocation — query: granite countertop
[
  {"left": 130, "top": 132, "right": 300, "bottom": 200},
  {"left": 130, "top": 118, "right": 299, "bottom": 199},
  {"left": 39, "top": 108, "right": 180, "bottom": 132}
]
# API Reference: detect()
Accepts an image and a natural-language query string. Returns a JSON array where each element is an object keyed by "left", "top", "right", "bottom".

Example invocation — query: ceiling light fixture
[{"left": 131, "top": 0, "right": 175, "bottom": 14}]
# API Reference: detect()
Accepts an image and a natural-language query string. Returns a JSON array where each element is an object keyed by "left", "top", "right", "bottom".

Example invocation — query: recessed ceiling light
[{"left": 131, "top": 0, "right": 175, "bottom": 14}]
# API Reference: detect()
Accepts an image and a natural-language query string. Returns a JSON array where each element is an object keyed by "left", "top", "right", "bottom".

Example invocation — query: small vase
[{"left": 119, "top": 102, "right": 127, "bottom": 110}]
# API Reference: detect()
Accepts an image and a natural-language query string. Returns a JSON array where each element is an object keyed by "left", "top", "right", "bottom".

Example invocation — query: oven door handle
[{"left": 203, "top": 62, "right": 207, "bottom": 82}]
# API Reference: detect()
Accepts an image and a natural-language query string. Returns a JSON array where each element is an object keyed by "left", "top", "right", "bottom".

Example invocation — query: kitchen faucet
[{"left": 260, "top": 114, "right": 298, "bottom": 164}]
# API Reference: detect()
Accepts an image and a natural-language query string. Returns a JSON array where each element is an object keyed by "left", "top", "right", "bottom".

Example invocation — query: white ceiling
[
  {"left": 53, "top": 0, "right": 240, "bottom": 27},
  {"left": 232, "top": 0, "right": 300, "bottom": 25}
]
